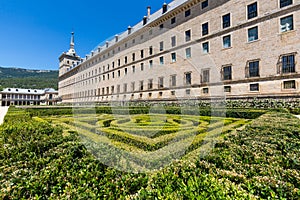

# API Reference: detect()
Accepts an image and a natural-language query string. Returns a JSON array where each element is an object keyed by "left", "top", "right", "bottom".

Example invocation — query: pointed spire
[
  {"left": 70, "top": 32, "right": 75, "bottom": 49},
  {"left": 67, "top": 32, "right": 76, "bottom": 56}
]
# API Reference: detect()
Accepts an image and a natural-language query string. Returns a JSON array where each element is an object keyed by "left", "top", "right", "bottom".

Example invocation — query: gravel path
[{"left": 0, "top": 106, "right": 9, "bottom": 125}]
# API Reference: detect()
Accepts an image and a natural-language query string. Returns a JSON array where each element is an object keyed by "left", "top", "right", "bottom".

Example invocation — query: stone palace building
[{"left": 58, "top": 0, "right": 300, "bottom": 104}]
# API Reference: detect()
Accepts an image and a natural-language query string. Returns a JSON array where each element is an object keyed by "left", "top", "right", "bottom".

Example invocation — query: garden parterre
[{"left": 0, "top": 107, "right": 299, "bottom": 199}]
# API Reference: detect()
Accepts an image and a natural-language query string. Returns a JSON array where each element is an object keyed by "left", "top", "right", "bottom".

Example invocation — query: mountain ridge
[{"left": 0, "top": 66, "right": 59, "bottom": 90}]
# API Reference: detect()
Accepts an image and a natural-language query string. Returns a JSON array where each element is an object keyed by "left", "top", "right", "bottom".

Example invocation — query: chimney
[
  {"left": 143, "top": 16, "right": 147, "bottom": 25},
  {"left": 115, "top": 35, "right": 119, "bottom": 42},
  {"left": 128, "top": 26, "right": 132, "bottom": 34},
  {"left": 162, "top": 3, "right": 168, "bottom": 14},
  {"left": 147, "top": 6, "right": 151, "bottom": 17},
  {"left": 97, "top": 47, "right": 101, "bottom": 52},
  {"left": 106, "top": 41, "right": 109, "bottom": 47}
]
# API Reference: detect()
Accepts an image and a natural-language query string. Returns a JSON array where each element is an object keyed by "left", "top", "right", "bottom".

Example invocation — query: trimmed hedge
[{"left": 24, "top": 106, "right": 267, "bottom": 119}]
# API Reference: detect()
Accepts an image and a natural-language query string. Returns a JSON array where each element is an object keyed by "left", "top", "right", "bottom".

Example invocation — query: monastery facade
[{"left": 58, "top": 0, "right": 300, "bottom": 103}]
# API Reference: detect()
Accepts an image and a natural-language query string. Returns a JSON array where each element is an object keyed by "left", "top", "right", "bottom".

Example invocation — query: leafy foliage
[
  {"left": 0, "top": 67, "right": 58, "bottom": 90},
  {"left": 0, "top": 107, "right": 299, "bottom": 199}
]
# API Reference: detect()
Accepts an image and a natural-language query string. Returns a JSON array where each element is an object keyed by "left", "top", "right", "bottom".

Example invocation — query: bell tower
[{"left": 59, "top": 32, "right": 81, "bottom": 77}]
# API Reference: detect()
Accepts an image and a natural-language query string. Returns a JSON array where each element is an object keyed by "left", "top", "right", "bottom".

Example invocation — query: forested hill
[{"left": 0, "top": 67, "right": 58, "bottom": 90}]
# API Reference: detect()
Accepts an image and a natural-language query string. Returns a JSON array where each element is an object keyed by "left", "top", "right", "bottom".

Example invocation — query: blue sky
[{"left": 0, "top": 0, "right": 172, "bottom": 70}]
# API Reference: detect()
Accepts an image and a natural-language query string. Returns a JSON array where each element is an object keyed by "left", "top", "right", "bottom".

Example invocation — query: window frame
[
  {"left": 223, "top": 35, "right": 231, "bottom": 48},
  {"left": 283, "top": 80, "right": 296, "bottom": 89},
  {"left": 201, "top": 0, "right": 208, "bottom": 9},
  {"left": 280, "top": 0, "right": 293, "bottom": 8},
  {"left": 279, "top": 53, "right": 296, "bottom": 74},
  {"left": 246, "top": 60, "right": 260, "bottom": 78},
  {"left": 247, "top": 2, "right": 258, "bottom": 20},
  {"left": 202, "top": 42, "right": 209, "bottom": 53},
  {"left": 250, "top": 83, "right": 259, "bottom": 92},
  {"left": 280, "top": 15, "right": 294, "bottom": 33},
  {"left": 171, "top": 52, "right": 177, "bottom": 63},
  {"left": 185, "top": 30, "right": 191, "bottom": 42},
  {"left": 202, "top": 22, "right": 209, "bottom": 36},
  {"left": 222, "top": 13, "right": 231, "bottom": 29},
  {"left": 222, "top": 65, "right": 232, "bottom": 81},
  {"left": 185, "top": 47, "right": 192, "bottom": 59},
  {"left": 248, "top": 26, "right": 259, "bottom": 42}
]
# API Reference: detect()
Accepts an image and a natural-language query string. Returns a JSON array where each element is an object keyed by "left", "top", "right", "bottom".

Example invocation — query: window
[
  {"left": 148, "top": 79, "right": 153, "bottom": 89},
  {"left": 248, "top": 26, "right": 258, "bottom": 42},
  {"left": 186, "top": 47, "right": 191, "bottom": 58},
  {"left": 185, "top": 72, "right": 192, "bottom": 85},
  {"left": 118, "top": 70, "right": 121, "bottom": 77},
  {"left": 140, "top": 81, "right": 144, "bottom": 91},
  {"left": 132, "top": 39, "right": 135, "bottom": 44},
  {"left": 202, "top": 22, "right": 209, "bottom": 36},
  {"left": 222, "top": 13, "right": 231, "bottom": 28},
  {"left": 250, "top": 83, "right": 259, "bottom": 91},
  {"left": 170, "top": 75, "right": 177, "bottom": 87},
  {"left": 112, "top": 72, "right": 115, "bottom": 78},
  {"left": 223, "top": 35, "right": 231, "bottom": 48},
  {"left": 141, "top": 63, "right": 144, "bottom": 71},
  {"left": 202, "top": 0, "right": 208, "bottom": 9},
  {"left": 171, "top": 36, "right": 176, "bottom": 47},
  {"left": 281, "top": 54, "right": 295, "bottom": 73},
  {"left": 203, "top": 88, "right": 209, "bottom": 94},
  {"left": 248, "top": 2, "right": 258, "bottom": 19},
  {"left": 186, "top": 89, "right": 191, "bottom": 95},
  {"left": 171, "top": 91, "right": 176, "bottom": 96},
  {"left": 141, "top": 50, "right": 144, "bottom": 58},
  {"left": 224, "top": 86, "right": 231, "bottom": 93},
  {"left": 280, "top": 0, "right": 292, "bottom": 8},
  {"left": 247, "top": 60, "right": 260, "bottom": 77},
  {"left": 159, "top": 24, "right": 164, "bottom": 30},
  {"left": 202, "top": 69, "right": 210, "bottom": 83},
  {"left": 131, "top": 82, "right": 135, "bottom": 92},
  {"left": 280, "top": 15, "right": 294, "bottom": 32},
  {"left": 149, "top": 46, "right": 153, "bottom": 55},
  {"left": 158, "top": 77, "right": 164, "bottom": 88},
  {"left": 160, "top": 41, "right": 164, "bottom": 51},
  {"left": 160, "top": 56, "right": 164, "bottom": 65},
  {"left": 125, "top": 68, "right": 128, "bottom": 75},
  {"left": 118, "top": 59, "right": 121, "bottom": 66},
  {"left": 222, "top": 65, "right": 232, "bottom": 80},
  {"left": 149, "top": 60, "right": 153, "bottom": 68},
  {"left": 132, "top": 66, "right": 136, "bottom": 73},
  {"left": 159, "top": 92, "right": 163, "bottom": 97},
  {"left": 185, "top": 9, "right": 191, "bottom": 17},
  {"left": 202, "top": 42, "right": 209, "bottom": 53},
  {"left": 171, "top": 53, "right": 177, "bottom": 62},
  {"left": 283, "top": 80, "right": 296, "bottom": 89},
  {"left": 171, "top": 17, "right": 176, "bottom": 24},
  {"left": 125, "top": 56, "right": 128, "bottom": 64},
  {"left": 111, "top": 86, "right": 115, "bottom": 94},
  {"left": 124, "top": 84, "right": 128, "bottom": 93},
  {"left": 185, "top": 30, "right": 191, "bottom": 42},
  {"left": 148, "top": 93, "right": 152, "bottom": 98},
  {"left": 132, "top": 53, "right": 135, "bottom": 62}
]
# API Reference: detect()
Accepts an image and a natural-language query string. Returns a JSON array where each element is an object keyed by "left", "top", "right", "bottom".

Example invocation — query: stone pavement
[{"left": 0, "top": 106, "right": 9, "bottom": 125}]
